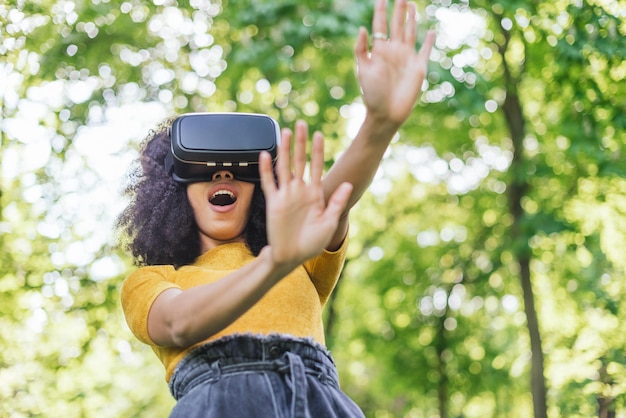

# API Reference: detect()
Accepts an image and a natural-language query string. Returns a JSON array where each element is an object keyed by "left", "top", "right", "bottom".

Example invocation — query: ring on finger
[{"left": 372, "top": 32, "right": 388, "bottom": 41}]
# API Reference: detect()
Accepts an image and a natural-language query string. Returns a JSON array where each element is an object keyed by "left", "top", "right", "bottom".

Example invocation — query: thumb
[
  {"left": 354, "top": 27, "right": 369, "bottom": 66},
  {"left": 324, "top": 182, "right": 353, "bottom": 220}
]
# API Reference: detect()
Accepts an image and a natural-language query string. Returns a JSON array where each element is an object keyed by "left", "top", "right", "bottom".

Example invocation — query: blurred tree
[
  {"left": 329, "top": 0, "right": 625, "bottom": 417},
  {"left": 0, "top": 0, "right": 624, "bottom": 417}
]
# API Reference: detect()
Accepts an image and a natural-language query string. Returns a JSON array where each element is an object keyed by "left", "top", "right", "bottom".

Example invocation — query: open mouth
[{"left": 209, "top": 190, "right": 237, "bottom": 206}]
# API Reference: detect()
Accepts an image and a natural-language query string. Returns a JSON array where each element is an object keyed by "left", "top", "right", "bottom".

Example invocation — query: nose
[{"left": 212, "top": 170, "right": 234, "bottom": 181}]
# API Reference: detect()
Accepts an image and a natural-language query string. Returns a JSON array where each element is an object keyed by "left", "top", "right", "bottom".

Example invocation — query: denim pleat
[{"left": 168, "top": 334, "right": 364, "bottom": 418}]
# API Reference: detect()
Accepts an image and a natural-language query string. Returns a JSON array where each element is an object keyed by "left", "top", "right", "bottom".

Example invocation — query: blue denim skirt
[{"left": 168, "top": 334, "right": 365, "bottom": 418}]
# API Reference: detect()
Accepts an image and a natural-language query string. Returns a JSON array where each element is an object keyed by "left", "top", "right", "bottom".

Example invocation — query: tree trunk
[
  {"left": 598, "top": 396, "right": 616, "bottom": 418},
  {"left": 597, "top": 362, "right": 616, "bottom": 418},
  {"left": 497, "top": 19, "right": 548, "bottom": 416},
  {"left": 518, "top": 252, "right": 548, "bottom": 418},
  {"left": 436, "top": 316, "right": 448, "bottom": 418},
  {"left": 503, "top": 84, "right": 548, "bottom": 418}
]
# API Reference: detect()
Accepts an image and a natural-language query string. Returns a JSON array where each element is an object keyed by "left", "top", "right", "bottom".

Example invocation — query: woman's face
[{"left": 186, "top": 170, "right": 255, "bottom": 253}]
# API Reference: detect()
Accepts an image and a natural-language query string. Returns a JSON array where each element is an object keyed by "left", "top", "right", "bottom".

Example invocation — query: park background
[{"left": 1, "top": 0, "right": 625, "bottom": 416}]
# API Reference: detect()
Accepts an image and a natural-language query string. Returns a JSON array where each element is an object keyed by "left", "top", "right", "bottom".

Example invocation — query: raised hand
[
  {"left": 259, "top": 121, "right": 353, "bottom": 267},
  {"left": 355, "top": 0, "right": 435, "bottom": 126}
]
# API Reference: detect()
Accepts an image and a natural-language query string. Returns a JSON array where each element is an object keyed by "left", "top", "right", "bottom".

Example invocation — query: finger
[
  {"left": 417, "top": 30, "right": 435, "bottom": 63},
  {"left": 404, "top": 2, "right": 417, "bottom": 46},
  {"left": 372, "top": 0, "right": 388, "bottom": 44},
  {"left": 355, "top": 27, "right": 369, "bottom": 65},
  {"left": 324, "top": 182, "right": 353, "bottom": 220},
  {"left": 293, "top": 120, "right": 307, "bottom": 180},
  {"left": 259, "top": 151, "right": 277, "bottom": 195},
  {"left": 276, "top": 128, "right": 293, "bottom": 186},
  {"left": 390, "top": 0, "right": 407, "bottom": 41},
  {"left": 309, "top": 131, "right": 324, "bottom": 185}
]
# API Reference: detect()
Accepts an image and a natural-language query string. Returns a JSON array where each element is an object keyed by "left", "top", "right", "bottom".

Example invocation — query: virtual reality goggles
[{"left": 165, "top": 112, "right": 280, "bottom": 183}]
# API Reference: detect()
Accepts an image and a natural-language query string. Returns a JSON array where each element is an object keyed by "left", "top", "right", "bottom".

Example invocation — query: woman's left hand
[{"left": 355, "top": 0, "right": 436, "bottom": 126}]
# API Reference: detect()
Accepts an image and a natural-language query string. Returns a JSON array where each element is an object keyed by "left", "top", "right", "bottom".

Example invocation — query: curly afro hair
[{"left": 116, "top": 119, "right": 268, "bottom": 268}]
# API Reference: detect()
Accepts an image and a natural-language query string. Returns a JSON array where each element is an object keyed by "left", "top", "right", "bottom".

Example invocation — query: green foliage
[{"left": 1, "top": 0, "right": 625, "bottom": 417}]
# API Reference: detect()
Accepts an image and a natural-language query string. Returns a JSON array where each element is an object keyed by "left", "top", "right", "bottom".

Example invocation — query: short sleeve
[
  {"left": 303, "top": 234, "right": 349, "bottom": 306},
  {"left": 120, "top": 266, "right": 181, "bottom": 345}
]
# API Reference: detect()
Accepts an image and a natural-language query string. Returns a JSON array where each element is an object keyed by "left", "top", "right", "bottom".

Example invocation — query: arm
[
  {"left": 147, "top": 126, "right": 352, "bottom": 348},
  {"left": 323, "top": 0, "right": 436, "bottom": 250},
  {"left": 147, "top": 249, "right": 292, "bottom": 348}
]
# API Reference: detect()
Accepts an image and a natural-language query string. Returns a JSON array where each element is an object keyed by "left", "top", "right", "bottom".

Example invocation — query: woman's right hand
[{"left": 259, "top": 120, "right": 353, "bottom": 268}]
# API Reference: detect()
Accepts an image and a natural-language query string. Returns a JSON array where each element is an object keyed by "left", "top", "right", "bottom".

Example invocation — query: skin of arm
[
  {"left": 148, "top": 128, "right": 353, "bottom": 348},
  {"left": 322, "top": 0, "right": 435, "bottom": 251},
  {"left": 147, "top": 247, "right": 293, "bottom": 348}
]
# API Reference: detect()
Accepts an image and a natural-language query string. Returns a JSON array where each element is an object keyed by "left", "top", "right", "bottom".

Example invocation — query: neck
[{"left": 199, "top": 234, "right": 246, "bottom": 254}]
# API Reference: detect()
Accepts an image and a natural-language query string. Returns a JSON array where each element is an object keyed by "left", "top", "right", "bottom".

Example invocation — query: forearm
[
  {"left": 323, "top": 112, "right": 400, "bottom": 211},
  {"left": 148, "top": 247, "right": 297, "bottom": 348},
  {"left": 329, "top": 0, "right": 434, "bottom": 211}
]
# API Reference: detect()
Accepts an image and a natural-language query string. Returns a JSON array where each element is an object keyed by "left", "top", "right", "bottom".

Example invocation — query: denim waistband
[{"left": 168, "top": 334, "right": 340, "bottom": 401}]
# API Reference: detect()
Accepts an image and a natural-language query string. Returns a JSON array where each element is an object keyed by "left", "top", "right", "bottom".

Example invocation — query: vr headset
[{"left": 165, "top": 112, "right": 280, "bottom": 183}]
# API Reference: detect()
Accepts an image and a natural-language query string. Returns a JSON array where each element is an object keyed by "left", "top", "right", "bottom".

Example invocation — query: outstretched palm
[
  {"left": 259, "top": 122, "right": 353, "bottom": 267},
  {"left": 355, "top": 0, "right": 435, "bottom": 125}
]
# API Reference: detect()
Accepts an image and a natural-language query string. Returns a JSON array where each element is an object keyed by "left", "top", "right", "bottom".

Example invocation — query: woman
[{"left": 117, "top": 0, "right": 435, "bottom": 415}]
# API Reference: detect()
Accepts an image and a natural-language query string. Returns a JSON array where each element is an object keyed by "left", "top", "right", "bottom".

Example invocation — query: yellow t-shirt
[{"left": 120, "top": 239, "right": 348, "bottom": 381}]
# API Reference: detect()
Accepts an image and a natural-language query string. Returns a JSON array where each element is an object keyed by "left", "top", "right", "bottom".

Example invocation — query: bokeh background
[{"left": 1, "top": 0, "right": 625, "bottom": 416}]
